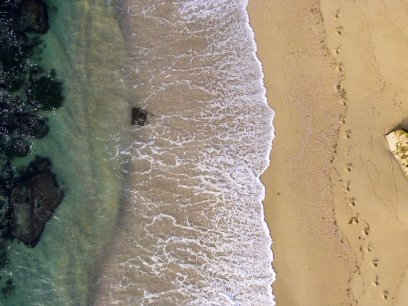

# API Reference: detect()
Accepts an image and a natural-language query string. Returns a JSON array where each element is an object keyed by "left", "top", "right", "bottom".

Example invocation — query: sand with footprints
[{"left": 249, "top": 0, "right": 408, "bottom": 305}]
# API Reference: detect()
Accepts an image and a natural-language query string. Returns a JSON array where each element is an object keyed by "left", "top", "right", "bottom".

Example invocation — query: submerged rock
[
  {"left": 1, "top": 277, "right": 14, "bottom": 297},
  {"left": 386, "top": 129, "right": 408, "bottom": 177},
  {"left": 0, "top": 161, "right": 14, "bottom": 197},
  {"left": 26, "top": 75, "right": 64, "bottom": 110},
  {"left": 131, "top": 107, "right": 149, "bottom": 126},
  {"left": 17, "top": 0, "right": 49, "bottom": 34},
  {"left": 10, "top": 156, "right": 63, "bottom": 247},
  {"left": 9, "top": 137, "right": 30, "bottom": 158},
  {"left": 13, "top": 113, "right": 49, "bottom": 139}
]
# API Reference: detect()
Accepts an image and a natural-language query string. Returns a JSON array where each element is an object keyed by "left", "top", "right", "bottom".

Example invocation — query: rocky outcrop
[
  {"left": 0, "top": 0, "right": 64, "bottom": 295},
  {"left": 16, "top": 0, "right": 49, "bottom": 34},
  {"left": 386, "top": 129, "right": 408, "bottom": 177},
  {"left": 10, "top": 156, "right": 63, "bottom": 247}
]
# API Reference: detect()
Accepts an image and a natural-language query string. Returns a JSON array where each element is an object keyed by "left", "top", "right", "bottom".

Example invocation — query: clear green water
[{"left": 1, "top": 1, "right": 131, "bottom": 304}]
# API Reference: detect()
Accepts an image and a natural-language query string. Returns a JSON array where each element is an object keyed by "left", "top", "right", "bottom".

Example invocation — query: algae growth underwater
[{"left": 0, "top": 0, "right": 275, "bottom": 305}]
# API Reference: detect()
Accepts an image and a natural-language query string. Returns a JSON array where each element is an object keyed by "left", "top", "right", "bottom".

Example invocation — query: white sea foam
[{"left": 95, "top": 0, "right": 275, "bottom": 305}]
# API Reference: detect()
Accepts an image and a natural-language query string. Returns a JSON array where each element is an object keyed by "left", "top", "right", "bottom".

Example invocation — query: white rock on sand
[{"left": 386, "top": 129, "right": 408, "bottom": 177}]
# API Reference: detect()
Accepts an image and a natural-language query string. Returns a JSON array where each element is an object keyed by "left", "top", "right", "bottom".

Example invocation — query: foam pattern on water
[{"left": 97, "top": 0, "right": 275, "bottom": 305}]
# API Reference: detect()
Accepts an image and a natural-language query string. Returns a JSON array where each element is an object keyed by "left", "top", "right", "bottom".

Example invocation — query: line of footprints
[{"left": 333, "top": 8, "right": 389, "bottom": 302}]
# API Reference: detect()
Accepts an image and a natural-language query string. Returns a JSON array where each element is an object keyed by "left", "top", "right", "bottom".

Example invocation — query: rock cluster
[
  {"left": 0, "top": 0, "right": 65, "bottom": 296},
  {"left": 0, "top": 0, "right": 63, "bottom": 159}
]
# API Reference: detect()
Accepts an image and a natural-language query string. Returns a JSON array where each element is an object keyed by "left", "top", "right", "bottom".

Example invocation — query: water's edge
[{"left": 244, "top": 0, "right": 277, "bottom": 302}]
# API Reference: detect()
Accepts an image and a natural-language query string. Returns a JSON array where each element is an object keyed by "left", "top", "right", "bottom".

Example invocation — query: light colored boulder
[{"left": 386, "top": 129, "right": 408, "bottom": 176}]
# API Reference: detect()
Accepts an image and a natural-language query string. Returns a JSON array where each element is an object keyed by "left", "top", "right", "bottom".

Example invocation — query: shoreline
[
  {"left": 248, "top": 0, "right": 353, "bottom": 304},
  {"left": 249, "top": 0, "right": 408, "bottom": 304}
]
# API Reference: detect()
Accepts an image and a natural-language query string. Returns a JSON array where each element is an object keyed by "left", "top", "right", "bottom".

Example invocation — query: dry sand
[{"left": 248, "top": 0, "right": 408, "bottom": 305}]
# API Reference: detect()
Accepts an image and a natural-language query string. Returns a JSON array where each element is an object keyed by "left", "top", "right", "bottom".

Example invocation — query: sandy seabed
[{"left": 248, "top": 0, "right": 408, "bottom": 305}]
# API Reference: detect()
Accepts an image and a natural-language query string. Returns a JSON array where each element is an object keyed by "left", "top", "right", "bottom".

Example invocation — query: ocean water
[{"left": 0, "top": 0, "right": 275, "bottom": 305}]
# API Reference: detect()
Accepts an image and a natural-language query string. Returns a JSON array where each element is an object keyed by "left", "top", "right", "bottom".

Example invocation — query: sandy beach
[{"left": 248, "top": 0, "right": 408, "bottom": 305}]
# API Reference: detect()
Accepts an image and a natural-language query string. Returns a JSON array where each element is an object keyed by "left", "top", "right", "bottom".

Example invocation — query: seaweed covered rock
[
  {"left": 386, "top": 129, "right": 408, "bottom": 177},
  {"left": 14, "top": 113, "right": 49, "bottom": 139},
  {"left": 0, "top": 91, "right": 49, "bottom": 159},
  {"left": 26, "top": 75, "right": 64, "bottom": 110},
  {"left": 16, "top": 0, "right": 49, "bottom": 34},
  {"left": 0, "top": 162, "right": 14, "bottom": 198},
  {"left": 10, "top": 156, "right": 63, "bottom": 247},
  {"left": 2, "top": 137, "right": 30, "bottom": 159},
  {"left": 0, "top": 37, "right": 27, "bottom": 93}
]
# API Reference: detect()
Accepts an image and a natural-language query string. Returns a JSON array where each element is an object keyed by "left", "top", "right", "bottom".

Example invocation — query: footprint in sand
[
  {"left": 345, "top": 130, "right": 352, "bottom": 139},
  {"left": 382, "top": 290, "right": 389, "bottom": 300},
  {"left": 349, "top": 215, "right": 359, "bottom": 225},
  {"left": 348, "top": 197, "right": 357, "bottom": 207},
  {"left": 333, "top": 9, "right": 342, "bottom": 19},
  {"left": 372, "top": 259, "right": 379, "bottom": 268},
  {"left": 345, "top": 163, "right": 352, "bottom": 172},
  {"left": 336, "top": 63, "right": 344, "bottom": 72},
  {"left": 333, "top": 46, "right": 341, "bottom": 56},
  {"left": 373, "top": 276, "right": 380, "bottom": 287},
  {"left": 336, "top": 26, "right": 343, "bottom": 35},
  {"left": 335, "top": 82, "right": 347, "bottom": 101},
  {"left": 345, "top": 181, "right": 351, "bottom": 192}
]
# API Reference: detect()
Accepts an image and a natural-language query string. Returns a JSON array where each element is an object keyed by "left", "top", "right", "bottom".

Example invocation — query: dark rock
[
  {"left": 0, "top": 162, "right": 14, "bottom": 197},
  {"left": 0, "top": 36, "right": 26, "bottom": 74},
  {"left": 9, "top": 137, "right": 30, "bottom": 158},
  {"left": 24, "top": 155, "right": 51, "bottom": 175},
  {"left": 29, "top": 64, "right": 44, "bottom": 81},
  {"left": 0, "top": 89, "right": 48, "bottom": 137},
  {"left": 0, "top": 113, "right": 13, "bottom": 134},
  {"left": 0, "top": 197, "right": 12, "bottom": 241},
  {"left": 13, "top": 113, "right": 49, "bottom": 139},
  {"left": 17, "top": 0, "right": 49, "bottom": 34},
  {"left": 131, "top": 107, "right": 149, "bottom": 126},
  {"left": 11, "top": 156, "right": 63, "bottom": 247},
  {"left": 26, "top": 75, "right": 64, "bottom": 110}
]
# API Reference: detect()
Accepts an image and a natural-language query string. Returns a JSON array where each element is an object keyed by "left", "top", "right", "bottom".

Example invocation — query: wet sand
[{"left": 249, "top": 0, "right": 408, "bottom": 305}]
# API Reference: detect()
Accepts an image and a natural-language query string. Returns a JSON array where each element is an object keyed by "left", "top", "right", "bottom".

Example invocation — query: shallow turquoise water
[{"left": 0, "top": 1, "right": 131, "bottom": 304}]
